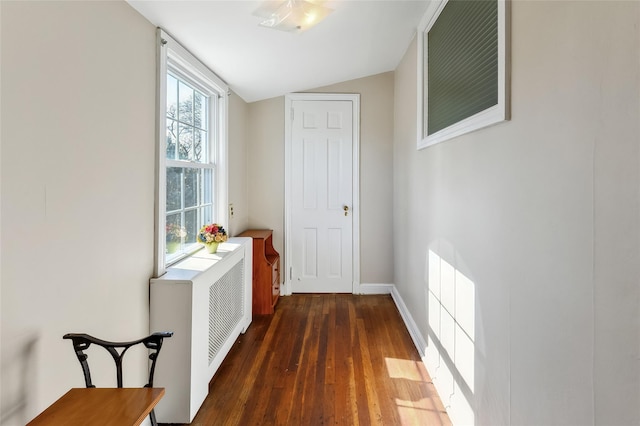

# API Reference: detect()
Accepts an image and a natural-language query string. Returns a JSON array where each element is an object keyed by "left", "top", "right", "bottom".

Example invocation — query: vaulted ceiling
[{"left": 127, "top": 1, "right": 429, "bottom": 102}]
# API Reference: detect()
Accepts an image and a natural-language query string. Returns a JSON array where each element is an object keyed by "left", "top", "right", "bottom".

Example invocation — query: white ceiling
[{"left": 127, "top": 0, "right": 430, "bottom": 103}]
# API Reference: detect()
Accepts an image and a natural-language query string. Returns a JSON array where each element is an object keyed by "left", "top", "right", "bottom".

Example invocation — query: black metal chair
[{"left": 63, "top": 331, "right": 173, "bottom": 426}]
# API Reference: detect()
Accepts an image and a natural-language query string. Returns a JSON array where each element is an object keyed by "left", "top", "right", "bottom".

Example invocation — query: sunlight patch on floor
[
  {"left": 395, "top": 398, "right": 450, "bottom": 425},
  {"left": 384, "top": 357, "right": 426, "bottom": 381}
]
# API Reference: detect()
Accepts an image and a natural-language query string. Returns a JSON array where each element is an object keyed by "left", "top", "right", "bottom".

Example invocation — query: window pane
[
  {"left": 184, "top": 209, "right": 198, "bottom": 245},
  {"left": 167, "top": 74, "right": 178, "bottom": 119},
  {"left": 199, "top": 206, "right": 213, "bottom": 230},
  {"left": 166, "top": 167, "right": 182, "bottom": 212},
  {"left": 194, "top": 91, "right": 206, "bottom": 129},
  {"left": 184, "top": 168, "right": 200, "bottom": 208},
  {"left": 166, "top": 213, "right": 180, "bottom": 227},
  {"left": 203, "top": 168, "right": 212, "bottom": 205},
  {"left": 194, "top": 130, "right": 205, "bottom": 162},
  {"left": 166, "top": 213, "right": 181, "bottom": 238},
  {"left": 178, "top": 81, "right": 194, "bottom": 125},
  {"left": 166, "top": 119, "right": 177, "bottom": 160},
  {"left": 178, "top": 124, "right": 193, "bottom": 161}
]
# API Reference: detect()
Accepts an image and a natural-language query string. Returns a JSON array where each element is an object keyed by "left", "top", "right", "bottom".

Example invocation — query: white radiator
[{"left": 150, "top": 237, "right": 252, "bottom": 424}]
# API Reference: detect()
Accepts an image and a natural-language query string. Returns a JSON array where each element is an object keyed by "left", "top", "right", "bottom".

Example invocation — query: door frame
[{"left": 284, "top": 93, "right": 360, "bottom": 295}]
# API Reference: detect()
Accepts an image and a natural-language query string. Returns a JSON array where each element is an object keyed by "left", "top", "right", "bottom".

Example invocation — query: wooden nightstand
[{"left": 238, "top": 229, "right": 280, "bottom": 314}]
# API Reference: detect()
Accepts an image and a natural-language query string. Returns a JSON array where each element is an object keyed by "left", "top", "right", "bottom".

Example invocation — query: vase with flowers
[
  {"left": 197, "top": 223, "right": 228, "bottom": 254},
  {"left": 166, "top": 223, "right": 186, "bottom": 254}
]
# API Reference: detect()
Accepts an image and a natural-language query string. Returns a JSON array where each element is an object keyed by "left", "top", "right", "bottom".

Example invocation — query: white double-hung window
[{"left": 155, "top": 29, "right": 228, "bottom": 276}]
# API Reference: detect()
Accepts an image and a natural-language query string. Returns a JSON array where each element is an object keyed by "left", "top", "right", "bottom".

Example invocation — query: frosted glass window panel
[{"left": 427, "top": 0, "right": 498, "bottom": 134}]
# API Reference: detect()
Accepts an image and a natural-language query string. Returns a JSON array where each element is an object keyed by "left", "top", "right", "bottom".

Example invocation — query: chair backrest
[{"left": 63, "top": 332, "right": 173, "bottom": 388}]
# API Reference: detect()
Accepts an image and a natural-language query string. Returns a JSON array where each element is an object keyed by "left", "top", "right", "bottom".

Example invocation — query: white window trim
[
  {"left": 154, "top": 29, "right": 229, "bottom": 277},
  {"left": 417, "top": 0, "right": 511, "bottom": 150}
]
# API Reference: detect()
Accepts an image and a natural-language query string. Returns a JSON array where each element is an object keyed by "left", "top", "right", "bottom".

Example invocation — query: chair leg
[{"left": 149, "top": 408, "right": 157, "bottom": 426}]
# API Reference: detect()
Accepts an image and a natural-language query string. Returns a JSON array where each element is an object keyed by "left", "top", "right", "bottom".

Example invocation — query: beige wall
[
  {"left": 228, "top": 92, "right": 249, "bottom": 236},
  {"left": 393, "top": 1, "right": 639, "bottom": 424},
  {"left": 0, "top": 2, "right": 250, "bottom": 423},
  {"left": 246, "top": 96, "right": 285, "bottom": 252},
  {"left": 246, "top": 72, "right": 395, "bottom": 287},
  {"left": 1, "top": 1, "right": 156, "bottom": 422}
]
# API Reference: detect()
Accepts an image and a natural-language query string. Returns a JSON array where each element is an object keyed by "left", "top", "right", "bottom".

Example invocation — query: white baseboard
[
  {"left": 357, "top": 283, "right": 394, "bottom": 294},
  {"left": 389, "top": 285, "right": 428, "bottom": 358}
]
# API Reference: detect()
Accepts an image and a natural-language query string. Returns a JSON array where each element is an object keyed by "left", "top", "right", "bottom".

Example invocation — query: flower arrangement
[
  {"left": 197, "top": 223, "right": 228, "bottom": 245},
  {"left": 166, "top": 223, "right": 186, "bottom": 243}
]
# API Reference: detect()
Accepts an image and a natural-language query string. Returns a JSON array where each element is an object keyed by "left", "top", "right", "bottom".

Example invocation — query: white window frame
[
  {"left": 154, "top": 29, "right": 228, "bottom": 277},
  {"left": 417, "top": 0, "right": 511, "bottom": 150}
]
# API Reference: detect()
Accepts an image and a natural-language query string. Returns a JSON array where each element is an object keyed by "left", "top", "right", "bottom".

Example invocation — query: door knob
[{"left": 343, "top": 205, "right": 349, "bottom": 216}]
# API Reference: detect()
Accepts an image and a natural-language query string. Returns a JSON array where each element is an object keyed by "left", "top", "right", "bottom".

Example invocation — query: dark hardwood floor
[{"left": 165, "top": 294, "right": 451, "bottom": 425}]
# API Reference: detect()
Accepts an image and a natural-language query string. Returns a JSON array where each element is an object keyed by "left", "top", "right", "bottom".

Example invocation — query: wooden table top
[
  {"left": 27, "top": 388, "right": 165, "bottom": 426},
  {"left": 238, "top": 229, "right": 272, "bottom": 239}
]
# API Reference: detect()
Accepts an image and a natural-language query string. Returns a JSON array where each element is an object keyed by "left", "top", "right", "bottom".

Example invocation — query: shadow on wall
[
  {"left": 1, "top": 332, "right": 39, "bottom": 426},
  {"left": 425, "top": 244, "right": 476, "bottom": 425}
]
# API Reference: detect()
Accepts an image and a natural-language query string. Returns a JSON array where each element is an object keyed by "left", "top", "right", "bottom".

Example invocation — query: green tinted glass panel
[{"left": 427, "top": 0, "right": 498, "bottom": 134}]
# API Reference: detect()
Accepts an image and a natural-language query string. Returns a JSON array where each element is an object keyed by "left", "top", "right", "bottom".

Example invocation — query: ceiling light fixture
[{"left": 253, "top": 0, "right": 333, "bottom": 33}]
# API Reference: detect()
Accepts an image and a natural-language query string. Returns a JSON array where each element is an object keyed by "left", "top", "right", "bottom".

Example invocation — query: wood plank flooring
[{"left": 165, "top": 294, "right": 451, "bottom": 426}]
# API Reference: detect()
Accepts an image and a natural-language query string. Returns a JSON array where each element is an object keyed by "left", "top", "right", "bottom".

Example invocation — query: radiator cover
[
  {"left": 208, "top": 259, "right": 244, "bottom": 364},
  {"left": 150, "top": 237, "right": 252, "bottom": 423}
]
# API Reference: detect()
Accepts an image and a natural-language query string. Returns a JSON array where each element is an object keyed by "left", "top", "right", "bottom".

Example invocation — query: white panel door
[{"left": 291, "top": 99, "right": 353, "bottom": 293}]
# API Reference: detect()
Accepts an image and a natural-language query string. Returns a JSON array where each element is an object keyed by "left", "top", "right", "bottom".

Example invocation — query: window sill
[{"left": 155, "top": 238, "right": 249, "bottom": 282}]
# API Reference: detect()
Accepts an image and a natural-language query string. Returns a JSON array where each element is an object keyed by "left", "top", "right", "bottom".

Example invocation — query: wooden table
[{"left": 27, "top": 388, "right": 165, "bottom": 426}]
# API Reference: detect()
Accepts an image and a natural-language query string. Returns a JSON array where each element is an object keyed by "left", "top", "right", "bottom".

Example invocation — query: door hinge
[{"left": 290, "top": 267, "right": 292, "bottom": 280}]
